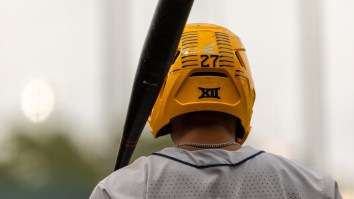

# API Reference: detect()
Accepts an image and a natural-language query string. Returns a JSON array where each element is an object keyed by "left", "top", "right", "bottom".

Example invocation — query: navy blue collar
[{"left": 152, "top": 146, "right": 265, "bottom": 169}]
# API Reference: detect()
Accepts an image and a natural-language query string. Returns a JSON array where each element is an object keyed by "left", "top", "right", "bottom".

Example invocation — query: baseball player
[{"left": 89, "top": 23, "right": 342, "bottom": 199}]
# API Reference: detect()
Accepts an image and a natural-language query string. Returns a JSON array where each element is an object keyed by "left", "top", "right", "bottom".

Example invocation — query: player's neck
[
  {"left": 170, "top": 112, "right": 240, "bottom": 151},
  {"left": 173, "top": 125, "right": 234, "bottom": 143},
  {"left": 171, "top": 124, "right": 241, "bottom": 151}
]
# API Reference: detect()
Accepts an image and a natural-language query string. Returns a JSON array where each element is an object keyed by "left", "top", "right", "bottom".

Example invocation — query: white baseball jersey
[{"left": 89, "top": 146, "right": 342, "bottom": 199}]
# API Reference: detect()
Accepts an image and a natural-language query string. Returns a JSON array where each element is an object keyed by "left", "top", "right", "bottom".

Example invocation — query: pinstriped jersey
[{"left": 89, "top": 146, "right": 342, "bottom": 199}]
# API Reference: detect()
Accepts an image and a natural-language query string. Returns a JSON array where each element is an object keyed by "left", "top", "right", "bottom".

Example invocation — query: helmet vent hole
[
  {"left": 235, "top": 51, "right": 246, "bottom": 68},
  {"left": 181, "top": 31, "right": 199, "bottom": 68},
  {"left": 190, "top": 72, "right": 227, "bottom": 77},
  {"left": 181, "top": 31, "right": 198, "bottom": 49},
  {"left": 215, "top": 32, "right": 234, "bottom": 67}
]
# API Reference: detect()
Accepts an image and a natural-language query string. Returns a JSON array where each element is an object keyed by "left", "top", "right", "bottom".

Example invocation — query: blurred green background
[{"left": 0, "top": 122, "right": 173, "bottom": 198}]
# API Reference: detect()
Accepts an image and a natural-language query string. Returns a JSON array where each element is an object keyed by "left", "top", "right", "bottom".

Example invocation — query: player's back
[{"left": 90, "top": 146, "right": 342, "bottom": 199}]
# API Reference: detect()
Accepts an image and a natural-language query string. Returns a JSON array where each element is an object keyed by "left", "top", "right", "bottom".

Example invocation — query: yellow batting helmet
[{"left": 148, "top": 23, "right": 256, "bottom": 144}]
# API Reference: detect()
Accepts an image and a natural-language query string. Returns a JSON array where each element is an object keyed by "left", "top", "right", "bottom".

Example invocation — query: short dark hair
[{"left": 157, "top": 111, "right": 245, "bottom": 139}]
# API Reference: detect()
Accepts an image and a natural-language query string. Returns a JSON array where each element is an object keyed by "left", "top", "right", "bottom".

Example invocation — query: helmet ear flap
[
  {"left": 235, "top": 117, "right": 245, "bottom": 140},
  {"left": 157, "top": 123, "right": 172, "bottom": 137},
  {"left": 172, "top": 50, "right": 181, "bottom": 65}
]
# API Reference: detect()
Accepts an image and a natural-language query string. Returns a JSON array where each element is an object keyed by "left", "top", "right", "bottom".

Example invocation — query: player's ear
[
  {"left": 170, "top": 133, "right": 176, "bottom": 143},
  {"left": 236, "top": 137, "right": 243, "bottom": 144}
]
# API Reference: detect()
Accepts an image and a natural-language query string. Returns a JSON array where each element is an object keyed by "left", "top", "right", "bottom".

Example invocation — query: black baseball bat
[{"left": 114, "top": 0, "right": 194, "bottom": 171}]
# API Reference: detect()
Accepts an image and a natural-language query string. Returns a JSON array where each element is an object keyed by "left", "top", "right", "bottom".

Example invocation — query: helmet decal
[
  {"left": 198, "top": 87, "right": 221, "bottom": 99},
  {"left": 202, "top": 42, "right": 216, "bottom": 54}
]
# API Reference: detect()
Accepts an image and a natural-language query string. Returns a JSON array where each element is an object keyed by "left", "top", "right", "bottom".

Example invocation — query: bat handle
[
  {"left": 113, "top": 0, "right": 194, "bottom": 171},
  {"left": 114, "top": 140, "right": 136, "bottom": 170}
]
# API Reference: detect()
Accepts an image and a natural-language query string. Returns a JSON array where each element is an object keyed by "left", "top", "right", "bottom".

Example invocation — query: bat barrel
[{"left": 114, "top": 0, "right": 194, "bottom": 171}]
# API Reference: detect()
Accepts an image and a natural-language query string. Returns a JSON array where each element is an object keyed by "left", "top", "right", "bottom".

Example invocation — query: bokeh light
[{"left": 21, "top": 79, "right": 55, "bottom": 123}]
